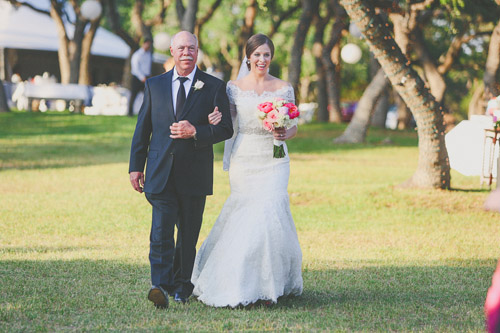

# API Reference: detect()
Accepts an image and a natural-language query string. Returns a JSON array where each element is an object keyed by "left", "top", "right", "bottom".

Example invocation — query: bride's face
[{"left": 249, "top": 44, "right": 272, "bottom": 74}]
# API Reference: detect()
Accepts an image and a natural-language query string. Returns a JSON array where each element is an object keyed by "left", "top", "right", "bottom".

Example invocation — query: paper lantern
[
  {"left": 341, "top": 43, "right": 362, "bottom": 64},
  {"left": 154, "top": 32, "right": 171, "bottom": 51},
  {"left": 81, "top": 0, "right": 102, "bottom": 21}
]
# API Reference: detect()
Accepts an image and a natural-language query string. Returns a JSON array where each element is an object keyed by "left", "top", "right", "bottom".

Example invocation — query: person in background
[
  {"left": 486, "top": 259, "right": 500, "bottom": 333},
  {"left": 128, "top": 38, "right": 152, "bottom": 117}
]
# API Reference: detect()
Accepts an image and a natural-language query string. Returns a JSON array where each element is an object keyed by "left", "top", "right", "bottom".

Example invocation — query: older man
[{"left": 129, "top": 31, "right": 233, "bottom": 309}]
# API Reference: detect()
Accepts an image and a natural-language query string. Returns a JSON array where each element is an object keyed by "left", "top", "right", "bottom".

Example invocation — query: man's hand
[
  {"left": 208, "top": 106, "right": 222, "bottom": 125},
  {"left": 170, "top": 120, "right": 196, "bottom": 139},
  {"left": 130, "top": 171, "right": 145, "bottom": 193}
]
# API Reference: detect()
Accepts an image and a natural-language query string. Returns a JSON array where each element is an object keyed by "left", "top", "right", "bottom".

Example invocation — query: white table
[{"left": 13, "top": 82, "right": 91, "bottom": 112}]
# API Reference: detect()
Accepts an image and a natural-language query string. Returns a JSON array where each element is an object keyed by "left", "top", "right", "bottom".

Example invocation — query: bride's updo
[{"left": 245, "top": 34, "right": 275, "bottom": 70}]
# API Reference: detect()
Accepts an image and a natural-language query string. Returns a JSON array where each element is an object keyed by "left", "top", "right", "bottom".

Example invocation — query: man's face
[
  {"left": 170, "top": 32, "right": 198, "bottom": 76},
  {"left": 143, "top": 40, "right": 152, "bottom": 51}
]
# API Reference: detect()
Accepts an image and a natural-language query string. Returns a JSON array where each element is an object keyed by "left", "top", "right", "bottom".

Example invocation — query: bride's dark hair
[{"left": 245, "top": 34, "right": 275, "bottom": 70}]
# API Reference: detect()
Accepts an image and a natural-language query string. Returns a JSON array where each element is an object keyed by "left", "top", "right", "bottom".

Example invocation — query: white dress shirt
[
  {"left": 172, "top": 66, "right": 197, "bottom": 115},
  {"left": 131, "top": 48, "right": 152, "bottom": 82}
]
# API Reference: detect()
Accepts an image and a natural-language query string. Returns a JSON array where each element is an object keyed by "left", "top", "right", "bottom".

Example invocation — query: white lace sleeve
[
  {"left": 223, "top": 83, "right": 238, "bottom": 171},
  {"left": 284, "top": 85, "right": 295, "bottom": 105}
]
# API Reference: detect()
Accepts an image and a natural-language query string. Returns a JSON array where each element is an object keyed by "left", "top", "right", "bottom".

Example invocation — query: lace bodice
[{"left": 226, "top": 82, "right": 295, "bottom": 136}]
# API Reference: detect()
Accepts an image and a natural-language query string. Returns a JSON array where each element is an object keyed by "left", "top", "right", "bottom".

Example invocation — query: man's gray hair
[{"left": 170, "top": 31, "right": 199, "bottom": 48}]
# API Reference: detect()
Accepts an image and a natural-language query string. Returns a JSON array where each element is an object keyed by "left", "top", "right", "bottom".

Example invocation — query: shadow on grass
[
  {"left": 0, "top": 111, "right": 136, "bottom": 170},
  {"left": 0, "top": 112, "right": 420, "bottom": 170},
  {"left": 0, "top": 258, "right": 494, "bottom": 330},
  {"left": 450, "top": 187, "right": 492, "bottom": 193}
]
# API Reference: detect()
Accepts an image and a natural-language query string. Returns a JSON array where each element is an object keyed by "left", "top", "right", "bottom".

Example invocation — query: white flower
[
  {"left": 275, "top": 115, "right": 286, "bottom": 128},
  {"left": 257, "top": 111, "right": 267, "bottom": 119},
  {"left": 194, "top": 80, "right": 205, "bottom": 91}
]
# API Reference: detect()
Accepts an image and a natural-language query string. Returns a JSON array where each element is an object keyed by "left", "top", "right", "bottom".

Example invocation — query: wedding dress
[{"left": 191, "top": 82, "right": 303, "bottom": 308}]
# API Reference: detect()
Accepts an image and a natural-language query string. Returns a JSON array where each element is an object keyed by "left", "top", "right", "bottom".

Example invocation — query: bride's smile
[{"left": 249, "top": 44, "right": 272, "bottom": 73}]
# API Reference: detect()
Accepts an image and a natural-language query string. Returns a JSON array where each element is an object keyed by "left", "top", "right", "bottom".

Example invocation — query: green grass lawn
[{"left": 0, "top": 111, "right": 498, "bottom": 331}]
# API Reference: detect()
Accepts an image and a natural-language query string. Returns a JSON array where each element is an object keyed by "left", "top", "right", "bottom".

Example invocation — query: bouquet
[{"left": 257, "top": 98, "right": 300, "bottom": 158}]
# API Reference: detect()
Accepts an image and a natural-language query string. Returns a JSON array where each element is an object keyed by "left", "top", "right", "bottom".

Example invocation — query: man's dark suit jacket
[{"left": 129, "top": 68, "right": 233, "bottom": 195}]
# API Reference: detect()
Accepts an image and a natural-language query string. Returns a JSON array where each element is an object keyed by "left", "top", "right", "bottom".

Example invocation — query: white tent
[
  {"left": 445, "top": 115, "right": 499, "bottom": 180},
  {"left": 0, "top": 0, "right": 131, "bottom": 58}
]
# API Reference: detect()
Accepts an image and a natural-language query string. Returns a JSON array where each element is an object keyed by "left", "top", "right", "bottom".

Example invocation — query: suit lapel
[
  {"left": 161, "top": 71, "right": 176, "bottom": 122},
  {"left": 178, "top": 69, "right": 203, "bottom": 120}
]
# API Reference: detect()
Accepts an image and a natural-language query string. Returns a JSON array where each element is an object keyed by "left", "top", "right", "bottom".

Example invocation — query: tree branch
[
  {"left": 196, "top": 0, "right": 222, "bottom": 28},
  {"left": 145, "top": 0, "right": 172, "bottom": 27},
  {"left": 219, "top": 37, "right": 239, "bottom": 69},
  {"left": 438, "top": 31, "right": 491, "bottom": 74},
  {"left": 6, "top": 0, "right": 50, "bottom": 15},
  {"left": 410, "top": 0, "right": 437, "bottom": 11},
  {"left": 68, "top": 0, "right": 81, "bottom": 19},
  {"left": 269, "top": 2, "right": 301, "bottom": 37},
  {"left": 103, "top": 0, "right": 137, "bottom": 48}
]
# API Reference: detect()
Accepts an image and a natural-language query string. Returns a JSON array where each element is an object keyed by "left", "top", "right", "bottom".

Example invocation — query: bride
[{"left": 191, "top": 33, "right": 303, "bottom": 308}]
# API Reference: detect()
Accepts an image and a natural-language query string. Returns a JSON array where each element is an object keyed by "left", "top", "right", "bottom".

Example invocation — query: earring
[{"left": 246, "top": 60, "right": 250, "bottom": 65}]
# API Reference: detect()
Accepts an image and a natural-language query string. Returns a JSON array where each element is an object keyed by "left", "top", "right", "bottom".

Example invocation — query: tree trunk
[
  {"left": 288, "top": 0, "right": 318, "bottom": 102},
  {"left": 469, "top": 81, "right": 486, "bottom": 117},
  {"left": 394, "top": 92, "right": 411, "bottom": 129},
  {"left": 69, "top": 20, "right": 86, "bottom": 84},
  {"left": 313, "top": 12, "right": 329, "bottom": 122},
  {"left": 238, "top": 0, "right": 257, "bottom": 63},
  {"left": 484, "top": 18, "right": 500, "bottom": 98},
  {"left": 175, "top": 0, "right": 198, "bottom": 32},
  {"left": 413, "top": 30, "right": 446, "bottom": 103},
  {"left": 50, "top": 3, "right": 71, "bottom": 83},
  {"left": 315, "top": 57, "right": 329, "bottom": 122},
  {"left": 321, "top": 1, "right": 346, "bottom": 123},
  {"left": 49, "top": 1, "right": 103, "bottom": 85},
  {"left": 132, "top": 1, "right": 150, "bottom": 38},
  {"left": 226, "top": 0, "right": 257, "bottom": 80},
  {"left": 369, "top": 53, "right": 390, "bottom": 128},
  {"left": 370, "top": 52, "right": 389, "bottom": 128},
  {"left": 79, "top": 19, "right": 101, "bottom": 85},
  {"left": 0, "top": 79, "right": 10, "bottom": 112},
  {"left": 388, "top": 9, "right": 415, "bottom": 130},
  {"left": 181, "top": 0, "right": 199, "bottom": 32},
  {"left": 371, "top": 90, "right": 389, "bottom": 127},
  {"left": 340, "top": 0, "right": 450, "bottom": 189},
  {"left": 334, "top": 68, "right": 389, "bottom": 143}
]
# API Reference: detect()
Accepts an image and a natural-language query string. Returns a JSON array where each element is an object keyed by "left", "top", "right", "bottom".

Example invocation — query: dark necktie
[{"left": 176, "top": 77, "right": 188, "bottom": 118}]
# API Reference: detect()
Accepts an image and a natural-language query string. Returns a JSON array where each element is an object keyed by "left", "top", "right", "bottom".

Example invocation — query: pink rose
[
  {"left": 262, "top": 119, "right": 274, "bottom": 131},
  {"left": 258, "top": 101, "right": 274, "bottom": 113},
  {"left": 284, "top": 103, "right": 300, "bottom": 119},
  {"left": 267, "top": 110, "right": 279, "bottom": 122}
]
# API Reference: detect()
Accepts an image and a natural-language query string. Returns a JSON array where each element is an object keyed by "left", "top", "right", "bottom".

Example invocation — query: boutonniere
[{"left": 193, "top": 80, "right": 205, "bottom": 91}]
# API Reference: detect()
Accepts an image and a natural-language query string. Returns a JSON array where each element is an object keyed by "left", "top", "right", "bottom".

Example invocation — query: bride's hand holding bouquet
[{"left": 257, "top": 98, "right": 300, "bottom": 158}]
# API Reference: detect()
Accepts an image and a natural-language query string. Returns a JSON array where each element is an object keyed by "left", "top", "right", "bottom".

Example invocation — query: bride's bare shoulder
[{"left": 268, "top": 76, "right": 292, "bottom": 90}]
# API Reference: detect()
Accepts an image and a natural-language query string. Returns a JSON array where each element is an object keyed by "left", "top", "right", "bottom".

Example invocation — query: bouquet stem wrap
[{"left": 273, "top": 139, "right": 285, "bottom": 158}]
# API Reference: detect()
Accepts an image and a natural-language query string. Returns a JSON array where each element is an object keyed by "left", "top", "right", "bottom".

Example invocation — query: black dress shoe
[
  {"left": 174, "top": 293, "right": 188, "bottom": 304},
  {"left": 148, "top": 286, "right": 169, "bottom": 309}
]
